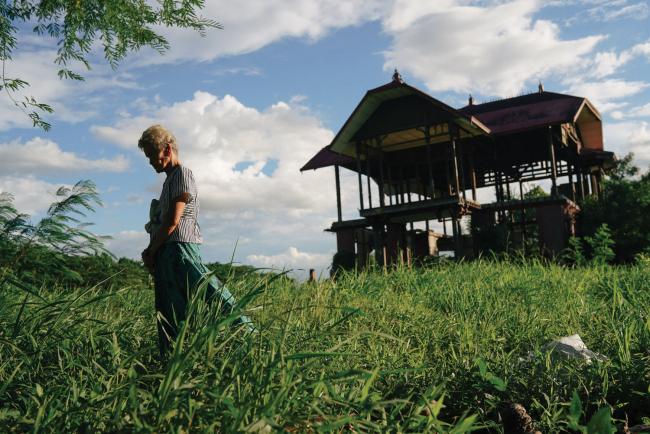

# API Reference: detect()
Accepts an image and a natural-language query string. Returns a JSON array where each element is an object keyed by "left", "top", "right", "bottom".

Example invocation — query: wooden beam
[
  {"left": 365, "top": 146, "right": 373, "bottom": 209},
  {"left": 548, "top": 126, "right": 558, "bottom": 196},
  {"left": 576, "top": 165, "right": 585, "bottom": 201},
  {"left": 458, "top": 140, "right": 467, "bottom": 200},
  {"left": 567, "top": 163, "right": 576, "bottom": 202},
  {"left": 450, "top": 125, "right": 461, "bottom": 197},
  {"left": 387, "top": 163, "right": 394, "bottom": 206},
  {"left": 377, "top": 138, "right": 386, "bottom": 207},
  {"left": 425, "top": 127, "right": 436, "bottom": 199},
  {"left": 355, "top": 141, "right": 365, "bottom": 210},
  {"left": 452, "top": 215, "right": 461, "bottom": 259},
  {"left": 519, "top": 180, "right": 526, "bottom": 252},
  {"left": 335, "top": 165, "right": 342, "bottom": 222},
  {"left": 469, "top": 150, "right": 477, "bottom": 201}
]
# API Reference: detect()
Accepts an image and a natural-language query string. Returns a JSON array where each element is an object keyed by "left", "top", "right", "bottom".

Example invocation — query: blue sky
[{"left": 1, "top": 0, "right": 649, "bottom": 276}]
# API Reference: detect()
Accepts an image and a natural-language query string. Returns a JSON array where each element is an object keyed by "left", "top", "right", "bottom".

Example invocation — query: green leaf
[
  {"left": 586, "top": 407, "right": 615, "bottom": 434},
  {"left": 487, "top": 374, "right": 506, "bottom": 392},
  {"left": 568, "top": 390, "right": 583, "bottom": 429}
]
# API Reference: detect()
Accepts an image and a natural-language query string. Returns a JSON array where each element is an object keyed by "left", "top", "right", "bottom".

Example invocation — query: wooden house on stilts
[{"left": 300, "top": 72, "right": 615, "bottom": 268}]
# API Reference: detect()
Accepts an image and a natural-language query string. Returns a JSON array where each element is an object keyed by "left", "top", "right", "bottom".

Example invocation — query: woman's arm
[{"left": 142, "top": 192, "right": 190, "bottom": 267}]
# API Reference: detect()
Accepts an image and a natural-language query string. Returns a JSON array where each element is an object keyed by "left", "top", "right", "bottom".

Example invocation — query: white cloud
[
  {"left": 247, "top": 246, "right": 333, "bottom": 278},
  {"left": 0, "top": 137, "right": 129, "bottom": 175},
  {"left": 587, "top": 1, "right": 650, "bottom": 21},
  {"left": 0, "top": 47, "right": 139, "bottom": 131},
  {"left": 92, "top": 91, "right": 360, "bottom": 270},
  {"left": 604, "top": 121, "right": 650, "bottom": 167},
  {"left": 0, "top": 176, "right": 67, "bottom": 216},
  {"left": 565, "top": 79, "right": 648, "bottom": 112},
  {"left": 586, "top": 39, "right": 650, "bottom": 80},
  {"left": 92, "top": 91, "right": 339, "bottom": 214},
  {"left": 132, "top": 0, "right": 388, "bottom": 66},
  {"left": 628, "top": 103, "right": 650, "bottom": 118},
  {"left": 558, "top": 1, "right": 650, "bottom": 24},
  {"left": 382, "top": 0, "right": 603, "bottom": 97},
  {"left": 104, "top": 230, "right": 149, "bottom": 260}
]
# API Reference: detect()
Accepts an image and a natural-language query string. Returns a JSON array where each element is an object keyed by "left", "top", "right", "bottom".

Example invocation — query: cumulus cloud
[
  {"left": 605, "top": 121, "right": 650, "bottom": 167},
  {"left": 92, "top": 91, "right": 339, "bottom": 214},
  {"left": 92, "top": 91, "right": 362, "bottom": 269},
  {"left": 104, "top": 230, "right": 150, "bottom": 260},
  {"left": 382, "top": 0, "right": 603, "bottom": 96},
  {"left": 628, "top": 103, "right": 650, "bottom": 118},
  {"left": 0, "top": 137, "right": 129, "bottom": 175},
  {"left": 247, "top": 246, "right": 333, "bottom": 278},
  {"left": 0, "top": 47, "right": 139, "bottom": 131},
  {"left": 585, "top": 39, "right": 650, "bottom": 81},
  {"left": 565, "top": 79, "right": 649, "bottom": 112},
  {"left": 132, "top": 0, "right": 388, "bottom": 66}
]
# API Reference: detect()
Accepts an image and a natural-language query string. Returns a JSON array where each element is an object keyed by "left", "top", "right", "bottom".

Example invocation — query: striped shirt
[{"left": 158, "top": 165, "right": 203, "bottom": 244}]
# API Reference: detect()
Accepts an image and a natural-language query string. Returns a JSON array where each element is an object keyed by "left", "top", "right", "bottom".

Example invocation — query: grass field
[{"left": 1, "top": 259, "right": 649, "bottom": 432}]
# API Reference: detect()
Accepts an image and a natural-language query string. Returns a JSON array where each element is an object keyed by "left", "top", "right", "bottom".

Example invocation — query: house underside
[{"left": 301, "top": 74, "right": 615, "bottom": 268}]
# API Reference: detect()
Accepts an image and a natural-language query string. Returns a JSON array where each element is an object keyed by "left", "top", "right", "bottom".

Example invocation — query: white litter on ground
[{"left": 530, "top": 334, "right": 608, "bottom": 363}]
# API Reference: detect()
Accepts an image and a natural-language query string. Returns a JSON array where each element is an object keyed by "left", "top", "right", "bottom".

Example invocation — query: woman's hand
[{"left": 142, "top": 248, "right": 155, "bottom": 275}]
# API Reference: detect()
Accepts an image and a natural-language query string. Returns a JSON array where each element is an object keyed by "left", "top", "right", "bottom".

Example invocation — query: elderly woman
[{"left": 139, "top": 125, "right": 252, "bottom": 356}]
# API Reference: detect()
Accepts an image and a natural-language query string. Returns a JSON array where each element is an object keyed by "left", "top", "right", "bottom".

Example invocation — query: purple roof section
[
  {"left": 301, "top": 146, "right": 355, "bottom": 171},
  {"left": 459, "top": 91, "right": 593, "bottom": 135}
]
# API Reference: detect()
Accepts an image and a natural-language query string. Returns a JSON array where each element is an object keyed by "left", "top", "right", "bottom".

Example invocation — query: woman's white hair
[{"left": 138, "top": 125, "right": 178, "bottom": 153}]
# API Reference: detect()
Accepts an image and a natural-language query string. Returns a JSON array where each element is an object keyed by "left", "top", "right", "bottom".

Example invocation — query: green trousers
[{"left": 154, "top": 242, "right": 253, "bottom": 355}]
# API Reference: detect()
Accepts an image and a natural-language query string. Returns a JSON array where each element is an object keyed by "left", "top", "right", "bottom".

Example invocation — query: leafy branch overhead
[{"left": 0, "top": 0, "right": 220, "bottom": 130}]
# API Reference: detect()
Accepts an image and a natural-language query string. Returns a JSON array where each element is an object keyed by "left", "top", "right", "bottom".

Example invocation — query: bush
[{"left": 579, "top": 154, "right": 650, "bottom": 263}]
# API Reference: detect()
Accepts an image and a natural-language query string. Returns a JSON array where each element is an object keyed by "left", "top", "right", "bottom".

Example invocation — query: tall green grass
[{"left": 1, "top": 259, "right": 649, "bottom": 432}]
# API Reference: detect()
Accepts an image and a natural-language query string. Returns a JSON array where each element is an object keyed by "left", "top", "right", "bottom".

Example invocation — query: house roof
[
  {"left": 325, "top": 79, "right": 490, "bottom": 158},
  {"left": 301, "top": 78, "right": 490, "bottom": 171},
  {"left": 301, "top": 83, "right": 605, "bottom": 172},
  {"left": 459, "top": 91, "right": 601, "bottom": 135}
]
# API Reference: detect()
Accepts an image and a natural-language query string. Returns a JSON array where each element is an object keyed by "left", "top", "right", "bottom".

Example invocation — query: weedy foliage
[{"left": 1, "top": 259, "right": 649, "bottom": 432}]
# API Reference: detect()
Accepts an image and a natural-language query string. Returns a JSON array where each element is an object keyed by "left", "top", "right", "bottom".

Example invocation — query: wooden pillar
[
  {"left": 547, "top": 126, "right": 558, "bottom": 196},
  {"left": 450, "top": 125, "right": 461, "bottom": 197},
  {"left": 355, "top": 141, "right": 365, "bottom": 210},
  {"left": 365, "top": 148, "right": 373, "bottom": 209},
  {"left": 334, "top": 165, "right": 342, "bottom": 222},
  {"left": 372, "top": 224, "right": 386, "bottom": 268},
  {"left": 452, "top": 214, "right": 462, "bottom": 259},
  {"left": 596, "top": 168, "right": 604, "bottom": 200},
  {"left": 458, "top": 141, "right": 467, "bottom": 200},
  {"left": 387, "top": 164, "right": 393, "bottom": 206},
  {"left": 399, "top": 166, "right": 406, "bottom": 203},
  {"left": 405, "top": 166, "right": 412, "bottom": 204},
  {"left": 519, "top": 181, "right": 526, "bottom": 250},
  {"left": 590, "top": 173, "right": 597, "bottom": 197},
  {"left": 576, "top": 165, "right": 585, "bottom": 202},
  {"left": 377, "top": 139, "right": 386, "bottom": 207},
  {"left": 469, "top": 150, "right": 477, "bottom": 201},
  {"left": 425, "top": 127, "right": 436, "bottom": 199},
  {"left": 567, "top": 161, "right": 576, "bottom": 202}
]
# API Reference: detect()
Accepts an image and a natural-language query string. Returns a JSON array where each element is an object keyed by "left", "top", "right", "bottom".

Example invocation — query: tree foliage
[
  {"left": 0, "top": 180, "right": 118, "bottom": 289},
  {"left": 578, "top": 153, "right": 650, "bottom": 263},
  {"left": 1, "top": 0, "right": 220, "bottom": 129}
]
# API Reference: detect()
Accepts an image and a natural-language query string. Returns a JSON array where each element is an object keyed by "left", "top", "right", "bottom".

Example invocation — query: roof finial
[
  {"left": 469, "top": 94, "right": 474, "bottom": 106},
  {"left": 538, "top": 81, "right": 544, "bottom": 93},
  {"left": 392, "top": 69, "right": 404, "bottom": 84}
]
